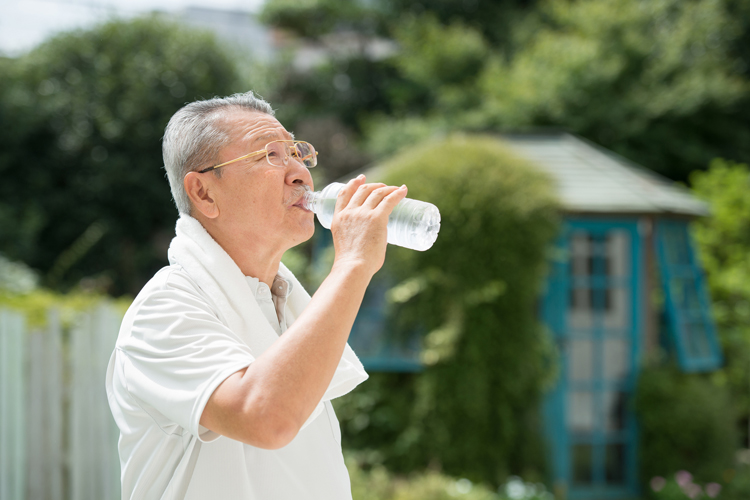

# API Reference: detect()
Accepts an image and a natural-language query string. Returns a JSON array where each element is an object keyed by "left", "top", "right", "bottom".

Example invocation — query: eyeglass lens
[{"left": 266, "top": 141, "right": 316, "bottom": 168}]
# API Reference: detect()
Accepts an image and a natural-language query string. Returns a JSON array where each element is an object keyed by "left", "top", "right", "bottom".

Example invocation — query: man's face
[{"left": 207, "top": 110, "right": 315, "bottom": 253}]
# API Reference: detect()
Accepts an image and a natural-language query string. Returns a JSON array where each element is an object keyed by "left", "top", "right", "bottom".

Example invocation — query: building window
[{"left": 655, "top": 220, "right": 722, "bottom": 372}]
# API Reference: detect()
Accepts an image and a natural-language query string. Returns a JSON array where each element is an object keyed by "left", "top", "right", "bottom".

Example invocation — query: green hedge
[
  {"left": 635, "top": 363, "right": 737, "bottom": 485},
  {"left": 0, "top": 288, "right": 130, "bottom": 327},
  {"left": 690, "top": 159, "right": 750, "bottom": 447},
  {"left": 347, "top": 453, "right": 554, "bottom": 500},
  {"left": 334, "top": 135, "right": 560, "bottom": 486}
]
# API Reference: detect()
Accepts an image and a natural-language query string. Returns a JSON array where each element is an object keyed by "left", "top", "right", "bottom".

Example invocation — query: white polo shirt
[{"left": 106, "top": 265, "right": 352, "bottom": 500}]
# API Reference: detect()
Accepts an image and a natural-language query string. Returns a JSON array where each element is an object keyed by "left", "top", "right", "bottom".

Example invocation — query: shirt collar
[{"left": 244, "top": 274, "right": 293, "bottom": 300}]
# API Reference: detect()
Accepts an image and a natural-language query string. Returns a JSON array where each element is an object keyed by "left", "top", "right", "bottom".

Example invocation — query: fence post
[
  {"left": 68, "top": 304, "right": 122, "bottom": 500},
  {"left": 69, "top": 308, "right": 95, "bottom": 500},
  {"left": 0, "top": 309, "right": 27, "bottom": 500},
  {"left": 27, "top": 310, "right": 64, "bottom": 500},
  {"left": 93, "top": 304, "right": 122, "bottom": 500}
]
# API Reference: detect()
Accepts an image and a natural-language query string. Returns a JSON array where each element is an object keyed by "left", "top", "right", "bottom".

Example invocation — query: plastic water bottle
[{"left": 302, "top": 182, "right": 441, "bottom": 251}]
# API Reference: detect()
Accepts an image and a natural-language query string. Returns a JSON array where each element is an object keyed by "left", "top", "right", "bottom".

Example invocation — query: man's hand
[{"left": 330, "top": 175, "right": 408, "bottom": 277}]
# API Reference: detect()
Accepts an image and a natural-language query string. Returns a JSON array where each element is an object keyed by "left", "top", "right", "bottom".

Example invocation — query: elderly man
[{"left": 105, "top": 91, "right": 406, "bottom": 499}]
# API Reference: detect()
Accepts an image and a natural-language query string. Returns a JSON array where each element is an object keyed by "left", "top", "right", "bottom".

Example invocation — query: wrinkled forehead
[{"left": 221, "top": 109, "right": 294, "bottom": 149}]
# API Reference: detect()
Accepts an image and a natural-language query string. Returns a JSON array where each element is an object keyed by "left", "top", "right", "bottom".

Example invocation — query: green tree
[
  {"left": 259, "top": 0, "right": 537, "bottom": 181},
  {"left": 690, "top": 158, "right": 750, "bottom": 446},
  {"left": 477, "top": 0, "right": 750, "bottom": 181},
  {"left": 261, "top": 0, "right": 533, "bottom": 48},
  {"left": 401, "top": 0, "right": 750, "bottom": 181},
  {"left": 262, "top": 0, "right": 750, "bottom": 183},
  {"left": 0, "top": 16, "right": 247, "bottom": 294}
]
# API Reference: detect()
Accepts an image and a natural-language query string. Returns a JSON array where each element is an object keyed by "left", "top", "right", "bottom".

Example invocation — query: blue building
[{"left": 339, "top": 133, "right": 723, "bottom": 499}]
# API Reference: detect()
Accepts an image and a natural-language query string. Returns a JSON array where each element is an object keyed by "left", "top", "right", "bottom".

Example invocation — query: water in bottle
[{"left": 301, "top": 182, "right": 441, "bottom": 251}]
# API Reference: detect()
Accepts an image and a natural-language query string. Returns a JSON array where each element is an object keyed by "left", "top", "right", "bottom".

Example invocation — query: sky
[{"left": 0, "top": 0, "right": 264, "bottom": 56}]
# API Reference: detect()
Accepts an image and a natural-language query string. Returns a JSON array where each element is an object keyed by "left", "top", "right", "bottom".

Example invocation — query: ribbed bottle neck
[{"left": 301, "top": 190, "right": 319, "bottom": 213}]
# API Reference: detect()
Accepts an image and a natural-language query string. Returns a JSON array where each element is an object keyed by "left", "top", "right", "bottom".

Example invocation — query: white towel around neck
[{"left": 167, "top": 214, "right": 368, "bottom": 427}]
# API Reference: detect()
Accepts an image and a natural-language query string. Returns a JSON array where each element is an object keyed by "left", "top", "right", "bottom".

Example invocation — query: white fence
[{"left": 0, "top": 305, "right": 122, "bottom": 500}]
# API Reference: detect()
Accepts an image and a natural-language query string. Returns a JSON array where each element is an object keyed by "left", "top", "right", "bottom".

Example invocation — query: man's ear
[{"left": 184, "top": 172, "right": 220, "bottom": 219}]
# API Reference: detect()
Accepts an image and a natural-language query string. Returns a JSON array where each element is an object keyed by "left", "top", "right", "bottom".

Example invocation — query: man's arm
[{"left": 200, "top": 176, "right": 407, "bottom": 449}]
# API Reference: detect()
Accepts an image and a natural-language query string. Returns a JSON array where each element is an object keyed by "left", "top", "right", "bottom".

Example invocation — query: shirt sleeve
[{"left": 118, "top": 269, "right": 255, "bottom": 441}]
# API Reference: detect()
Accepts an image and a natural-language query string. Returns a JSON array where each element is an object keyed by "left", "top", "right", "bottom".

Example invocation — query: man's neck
[{"left": 195, "top": 215, "right": 284, "bottom": 288}]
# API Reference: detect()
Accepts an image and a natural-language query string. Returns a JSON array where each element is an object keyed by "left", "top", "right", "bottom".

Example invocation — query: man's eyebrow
[
  {"left": 252, "top": 133, "right": 277, "bottom": 145},
  {"left": 251, "top": 131, "right": 295, "bottom": 146}
]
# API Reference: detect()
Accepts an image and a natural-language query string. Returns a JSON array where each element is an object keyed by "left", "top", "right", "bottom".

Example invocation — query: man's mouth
[
  {"left": 292, "top": 198, "right": 310, "bottom": 211},
  {"left": 289, "top": 185, "right": 312, "bottom": 211}
]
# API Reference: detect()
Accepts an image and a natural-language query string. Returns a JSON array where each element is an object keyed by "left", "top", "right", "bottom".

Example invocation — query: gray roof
[
  {"left": 500, "top": 133, "right": 709, "bottom": 216},
  {"left": 341, "top": 132, "right": 709, "bottom": 217}
]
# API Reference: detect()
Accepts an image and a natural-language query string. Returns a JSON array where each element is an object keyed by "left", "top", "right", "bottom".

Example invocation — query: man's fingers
[
  {"left": 349, "top": 182, "right": 386, "bottom": 207},
  {"left": 374, "top": 185, "right": 408, "bottom": 215},
  {"left": 362, "top": 185, "right": 401, "bottom": 209},
  {"left": 335, "top": 175, "right": 365, "bottom": 213},
  {"left": 334, "top": 177, "right": 407, "bottom": 218}
]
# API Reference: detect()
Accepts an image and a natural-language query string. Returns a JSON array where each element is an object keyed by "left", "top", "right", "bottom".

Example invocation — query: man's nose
[{"left": 286, "top": 157, "right": 313, "bottom": 185}]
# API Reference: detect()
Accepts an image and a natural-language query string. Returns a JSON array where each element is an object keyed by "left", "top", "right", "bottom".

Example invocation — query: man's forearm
[
  {"left": 201, "top": 259, "right": 373, "bottom": 448},
  {"left": 246, "top": 260, "right": 372, "bottom": 426}
]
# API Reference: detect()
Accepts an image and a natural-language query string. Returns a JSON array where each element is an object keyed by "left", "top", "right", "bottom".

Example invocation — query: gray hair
[{"left": 162, "top": 91, "right": 274, "bottom": 214}]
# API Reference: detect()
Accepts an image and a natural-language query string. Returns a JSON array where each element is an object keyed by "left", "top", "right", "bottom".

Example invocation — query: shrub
[
  {"left": 723, "top": 463, "right": 750, "bottom": 500},
  {"left": 347, "top": 454, "right": 554, "bottom": 500},
  {"left": 648, "top": 471, "right": 723, "bottom": 500},
  {"left": 335, "top": 135, "right": 560, "bottom": 486},
  {"left": 635, "top": 363, "right": 737, "bottom": 485},
  {"left": 348, "top": 461, "right": 498, "bottom": 500},
  {"left": 0, "top": 253, "right": 38, "bottom": 294},
  {"left": 647, "top": 465, "right": 750, "bottom": 500},
  {"left": 0, "top": 288, "right": 130, "bottom": 327},
  {"left": 690, "top": 159, "right": 750, "bottom": 446}
]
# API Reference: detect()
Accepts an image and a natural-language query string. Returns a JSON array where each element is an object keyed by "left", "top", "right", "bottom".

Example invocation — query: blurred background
[{"left": 1, "top": 0, "right": 750, "bottom": 499}]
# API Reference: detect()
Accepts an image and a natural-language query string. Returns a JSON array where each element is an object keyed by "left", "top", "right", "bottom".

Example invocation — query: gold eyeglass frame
[{"left": 197, "top": 140, "right": 318, "bottom": 174}]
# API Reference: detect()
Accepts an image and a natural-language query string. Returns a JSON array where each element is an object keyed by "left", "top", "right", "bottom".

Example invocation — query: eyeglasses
[{"left": 198, "top": 140, "right": 317, "bottom": 174}]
